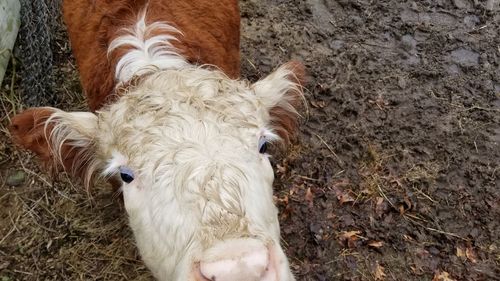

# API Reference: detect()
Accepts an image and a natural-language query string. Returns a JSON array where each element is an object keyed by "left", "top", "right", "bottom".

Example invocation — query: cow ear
[
  {"left": 252, "top": 61, "right": 306, "bottom": 143},
  {"left": 9, "top": 107, "right": 100, "bottom": 186}
]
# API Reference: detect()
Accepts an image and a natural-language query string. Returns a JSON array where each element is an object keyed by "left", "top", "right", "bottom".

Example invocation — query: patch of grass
[
  {"left": 356, "top": 144, "right": 399, "bottom": 201},
  {"left": 356, "top": 143, "right": 441, "bottom": 207},
  {"left": 403, "top": 163, "right": 439, "bottom": 183}
]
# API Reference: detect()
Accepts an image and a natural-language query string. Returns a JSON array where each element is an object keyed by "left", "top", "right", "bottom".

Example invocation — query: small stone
[
  {"left": 486, "top": 0, "right": 499, "bottom": 11},
  {"left": 401, "top": 35, "right": 417, "bottom": 51},
  {"left": 453, "top": 0, "right": 469, "bottom": 9},
  {"left": 470, "top": 227, "right": 480, "bottom": 238},
  {"left": 463, "top": 15, "right": 480, "bottom": 27},
  {"left": 398, "top": 77, "right": 407, "bottom": 89},
  {"left": 329, "top": 40, "right": 344, "bottom": 50},
  {"left": 494, "top": 83, "right": 500, "bottom": 93},
  {"left": 6, "top": 170, "right": 26, "bottom": 187},
  {"left": 449, "top": 48, "right": 479, "bottom": 67},
  {"left": 446, "top": 64, "right": 462, "bottom": 75},
  {"left": 428, "top": 246, "right": 440, "bottom": 255}
]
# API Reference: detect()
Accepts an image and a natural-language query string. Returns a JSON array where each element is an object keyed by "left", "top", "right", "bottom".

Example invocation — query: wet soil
[{"left": 1, "top": 0, "right": 499, "bottom": 280}]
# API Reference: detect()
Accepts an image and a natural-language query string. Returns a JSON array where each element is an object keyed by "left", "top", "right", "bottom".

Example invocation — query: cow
[{"left": 9, "top": 0, "right": 305, "bottom": 280}]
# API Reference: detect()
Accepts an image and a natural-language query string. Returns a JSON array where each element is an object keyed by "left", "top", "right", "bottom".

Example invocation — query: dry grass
[
  {"left": 0, "top": 45, "right": 152, "bottom": 281},
  {"left": 356, "top": 144, "right": 399, "bottom": 202},
  {"left": 356, "top": 143, "right": 441, "bottom": 202},
  {"left": 1, "top": 122, "right": 153, "bottom": 281}
]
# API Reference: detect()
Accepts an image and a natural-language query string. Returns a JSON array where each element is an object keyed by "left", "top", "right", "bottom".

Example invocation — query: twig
[
  {"left": 8, "top": 212, "right": 21, "bottom": 233},
  {"left": 459, "top": 105, "right": 500, "bottom": 113},
  {"left": 412, "top": 186, "right": 438, "bottom": 203},
  {"left": 315, "top": 134, "right": 344, "bottom": 166},
  {"left": 376, "top": 183, "right": 395, "bottom": 209},
  {"left": 245, "top": 58, "right": 258, "bottom": 72},
  {"left": 295, "top": 175, "right": 321, "bottom": 182},
  {"left": 13, "top": 269, "right": 34, "bottom": 275},
  {"left": 404, "top": 213, "right": 429, "bottom": 223},
  {"left": 0, "top": 225, "right": 16, "bottom": 245},
  {"left": 19, "top": 165, "right": 53, "bottom": 187},
  {"left": 492, "top": 166, "right": 499, "bottom": 178},
  {"left": 404, "top": 215, "right": 468, "bottom": 241}
]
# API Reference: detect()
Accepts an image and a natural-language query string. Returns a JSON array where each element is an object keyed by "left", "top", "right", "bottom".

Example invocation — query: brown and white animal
[{"left": 9, "top": 1, "right": 305, "bottom": 280}]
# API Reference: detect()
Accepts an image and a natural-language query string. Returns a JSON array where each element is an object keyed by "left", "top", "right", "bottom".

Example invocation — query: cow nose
[{"left": 198, "top": 239, "right": 277, "bottom": 281}]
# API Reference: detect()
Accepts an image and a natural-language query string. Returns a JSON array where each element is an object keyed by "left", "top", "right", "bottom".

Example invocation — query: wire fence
[{"left": 15, "top": 0, "right": 62, "bottom": 106}]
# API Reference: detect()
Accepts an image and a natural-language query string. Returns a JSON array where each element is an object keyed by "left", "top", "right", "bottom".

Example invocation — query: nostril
[
  {"left": 199, "top": 239, "right": 272, "bottom": 281},
  {"left": 200, "top": 249, "right": 268, "bottom": 281}
]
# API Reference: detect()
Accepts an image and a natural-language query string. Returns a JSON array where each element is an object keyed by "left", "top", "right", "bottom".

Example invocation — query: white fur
[
  {"left": 108, "top": 10, "right": 188, "bottom": 82},
  {"left": 47, "top": 11, "right": 302, "bottom": 281},
  {"left": 101, "top": 151, "right": 128, "bottom": 176},
  {"left": 44, "top": 109, "right": 100, "bottom": 187},
  {"left": 47, "top": 66, "right": 300, "bottom": 281}
]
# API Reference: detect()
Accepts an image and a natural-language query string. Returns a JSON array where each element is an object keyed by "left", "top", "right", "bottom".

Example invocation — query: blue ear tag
[{"left": 119, "top": 166, "right": 135, "bottom": 183}]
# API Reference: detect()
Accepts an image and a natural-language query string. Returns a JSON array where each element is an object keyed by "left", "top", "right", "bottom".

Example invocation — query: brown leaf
[
  {"left": 456, "top": 246, "right": 466, "bottom": 258},
  {"left": 331, "top": 178, "right": 350, "bottom": 188},
  {"left": 368, "top": 241, "right": 384, "bottom": 248},
  {"left": 340, "top": 230, "right": 361, "bottom": 239},
  {"left": 278, "top": 195, "right": 291, "bottom": 220},
  {"left": 305, "top": 187, "right": 314, "bottom": 208},
  {"left": 403, "top": 195, "right": 413, "bottom": 210},
  {"left": 398, "top": 204, "right": 405, "bottom": 214},
  {"left": 410, "top": 265, "right": 424, "bottom": 275},
  {"left": 373, "top": 262, "right": 386, "bottom": 280},
  {"left": 466, "top": 246, "right": 478, "bottom": 263},
  {"left": 339, "top": 230, "right": 361, "bottom": 248},
  {"left": 375, "top": 197, "right": 387, "bottom": 216},
  {"left": 432, "top": 271, "right": 456, "bottom": 281},
  {"left": 326, "top": 212, "right": 336, "bottom": 219},
  {"left": 332, "top": 186, "right": 355, "bottom": 204},
  {"left": 339, "top": 193, "right": 355, "bottom": 204},
  {"left": 402, "top": 234, "right": 415, "bottom": 242},
  {"left": 276, "top": 164, "right": 287, "bottom": 174},
  {"left": 280, "top": 204, "right": 292, "bottom": 221}
]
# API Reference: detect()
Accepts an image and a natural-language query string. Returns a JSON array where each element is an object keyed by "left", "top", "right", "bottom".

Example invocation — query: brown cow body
[
  {"left": 11, "top": 0, "right": 242, "bottom": 176},
  {"left": 63, "top": 0, "right": 240, "bottom": 111}
]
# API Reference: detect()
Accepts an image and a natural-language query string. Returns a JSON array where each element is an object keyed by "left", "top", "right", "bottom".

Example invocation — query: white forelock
[{"left": 108, "top": 9, "right": 188, "bottom": 83}]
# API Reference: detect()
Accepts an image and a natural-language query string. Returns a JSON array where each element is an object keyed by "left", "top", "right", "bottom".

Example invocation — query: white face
[{"left": 48, "top": 65, "right": 301, "bottom": 281}]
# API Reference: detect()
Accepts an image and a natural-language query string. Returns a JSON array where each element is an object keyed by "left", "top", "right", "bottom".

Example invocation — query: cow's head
[{"left": 10, "top": 62, "right": 304, "bottom": 281}]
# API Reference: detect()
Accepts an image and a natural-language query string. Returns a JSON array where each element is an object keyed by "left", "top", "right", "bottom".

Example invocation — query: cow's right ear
[{"left": 9, "top": 107, "right": 100, "bottom": 186}]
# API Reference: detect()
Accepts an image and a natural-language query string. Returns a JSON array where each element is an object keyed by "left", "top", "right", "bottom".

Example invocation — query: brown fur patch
[
  {"left": 9, "top": 108, "right": 91, "bottom": 181},
  {"left": 62, "top": 0, "right": 240, "bottom": 111}
]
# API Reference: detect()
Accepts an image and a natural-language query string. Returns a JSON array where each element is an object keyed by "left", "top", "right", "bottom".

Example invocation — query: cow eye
[
  {"left": 119, "top": 166, "right": 134, "bottom": 183},
  {"left": 258, "top": 136, "right": 268, "bottom": 154}
]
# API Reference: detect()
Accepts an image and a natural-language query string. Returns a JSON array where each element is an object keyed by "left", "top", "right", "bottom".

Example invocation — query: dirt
[{"left": 1, "top": 0, "right": 499, "bottom": 280}]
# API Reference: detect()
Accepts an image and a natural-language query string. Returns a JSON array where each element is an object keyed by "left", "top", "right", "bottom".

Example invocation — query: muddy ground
[{"left": 1, "top": 0, "right": 499, "bottom": 280}]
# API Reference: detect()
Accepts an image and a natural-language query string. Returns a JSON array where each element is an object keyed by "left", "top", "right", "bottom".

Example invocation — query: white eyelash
[
  {"left": 259, "top": 128, "right": 279, "bottom": 142},
  {"left": 102, "top": 151, "right": 129, "bottom": 176}
]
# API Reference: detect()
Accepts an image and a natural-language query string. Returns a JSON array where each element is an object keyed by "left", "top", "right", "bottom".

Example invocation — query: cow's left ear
[
  {"left": 9, "top": 107, "right": 100, "bottom": 186},
  {"left": 252, "top": 61, "right": 306, "bottom": 143}
]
